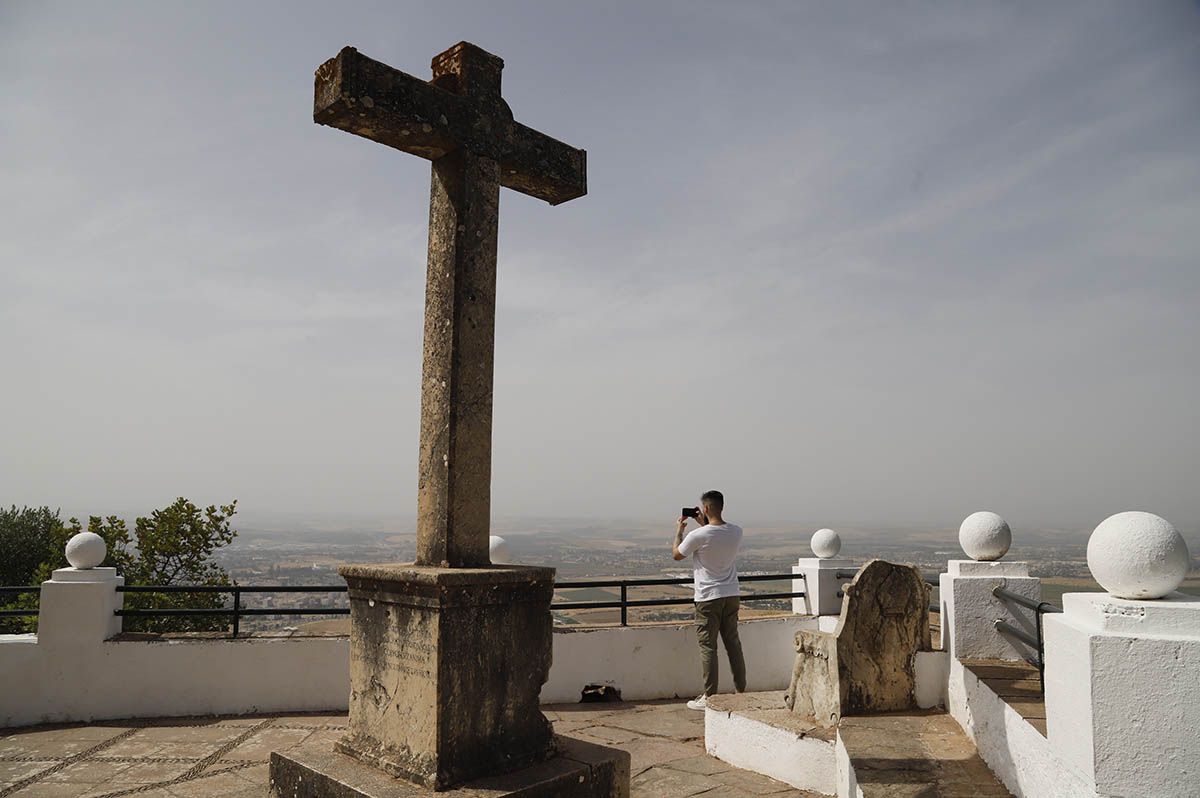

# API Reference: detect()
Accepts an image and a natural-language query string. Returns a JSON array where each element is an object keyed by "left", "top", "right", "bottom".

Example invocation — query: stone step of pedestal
[
  {"left": 704, "top": 692, "right": 1013, "bottom": 797},
  {"left": 270, "top": 734, "right": 628, "bottom": 798}
]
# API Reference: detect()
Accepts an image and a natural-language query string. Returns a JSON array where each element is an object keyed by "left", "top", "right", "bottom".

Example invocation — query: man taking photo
[{"left": 672, "top": 490, "right": 747, "bottom": 710}]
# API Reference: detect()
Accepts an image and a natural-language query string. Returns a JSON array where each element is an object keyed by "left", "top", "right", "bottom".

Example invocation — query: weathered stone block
[
  {"left": 785, "top": 560, "right": 931, "bottom": 726},
  {"left": 270, "top": 734, "right": 629, "bottom": 797},
  {"left": 335, "top": 564, "right": 556, "bottom": 790}
]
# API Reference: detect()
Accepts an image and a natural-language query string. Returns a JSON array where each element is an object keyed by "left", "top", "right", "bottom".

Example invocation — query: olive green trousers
[{"left": 694, "top": 595, "right": 747, "bottom": 697}]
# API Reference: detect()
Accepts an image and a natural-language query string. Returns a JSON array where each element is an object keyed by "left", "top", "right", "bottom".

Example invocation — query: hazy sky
[{"left": 2, "top": 2, "right": 1198, "bottom": 531}]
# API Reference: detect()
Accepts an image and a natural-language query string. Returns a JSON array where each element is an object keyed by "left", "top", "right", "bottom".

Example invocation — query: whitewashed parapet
[
  {"left": 940, "top": 512, "right": 1039, "bottom": 661},
  {"left": 793, "top": 528, "right": 851, "bottom": 616},
  {"left": 1043, "top": 511, "right": 1198, "bottom": 798}
]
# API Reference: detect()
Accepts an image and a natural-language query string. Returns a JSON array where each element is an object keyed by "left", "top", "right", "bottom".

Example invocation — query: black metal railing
[
  {"left": 107, "top": 573, "right": 806, "bottom": 636},
  {"left": 553, "top": 572, "right": 805, "bottom": 627},
  {"left": 992, "top": 585, "right": 1062, "bottom": 693},
  {"left": 115, "top": 585, "right": 349, "bottom": 638},
  {"left": 0, "top": 587, "right": 40, "bottom": 618}
]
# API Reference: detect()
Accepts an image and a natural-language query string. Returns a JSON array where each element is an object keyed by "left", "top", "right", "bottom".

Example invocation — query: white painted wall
[
  {"left": 704, "top": 705, "right": 836, "bottom": 794},
  {"left": 544, "top": 615, "right": 815, "bottom": 704},
  {"left": 1, "top": 571, "right": 814, "bottom": 726},
  {"left": 940, "top": 560, "right": 1040, "bottom": 661},
  {"left": 792, "top": 558, "right": 853, "bottom": 616},
  {"left": 947, "top": 657, "right": 1091, "bottom": 798},
  {"left": 1043, "top": 591, "right": 1200, "bottom": 798},
  {"left": 0, "top": 634, "right": 352, "bottom": 728},
  {"left": 914, "top": 650, "right": 949, "bottom": 709}
]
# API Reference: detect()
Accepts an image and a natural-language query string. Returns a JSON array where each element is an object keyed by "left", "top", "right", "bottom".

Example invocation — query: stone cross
[{"left": 314, "top": 43, "right": 586, "bottom": 567}]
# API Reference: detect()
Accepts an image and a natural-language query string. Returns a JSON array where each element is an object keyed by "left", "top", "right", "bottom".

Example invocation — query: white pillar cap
[
  {"left": 1086, "top": 511, "right": 1190, "bottom": 600},
  {"left": 958, "top": 511, "right": 1011, "bottom": 561}
]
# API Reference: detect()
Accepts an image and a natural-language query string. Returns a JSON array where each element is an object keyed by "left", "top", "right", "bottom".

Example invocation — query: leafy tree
[
  {"left": 0, "top": 506, "right": 64, "bottom": 586},
  {"left": 0, "top": 506, "right": 66, "bottom": 633},
  {"left": 0, "top": 498, "right": 238, "bottom": 635},
  {"left": 118, "top": 498, "right": 238, "bottom": 634}
]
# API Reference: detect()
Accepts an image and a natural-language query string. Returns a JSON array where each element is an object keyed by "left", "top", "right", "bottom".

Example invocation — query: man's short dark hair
[{"left": 701, "top": 490, "right": 724, "bottom": 512}]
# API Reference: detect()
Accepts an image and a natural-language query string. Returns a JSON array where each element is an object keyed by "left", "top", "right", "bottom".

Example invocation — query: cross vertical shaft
[
  {"left": 312, "top": 42, "right": 585, "bottom": 570},
  {"left": 291, "top": 42, "right": 620, "bottom": 796},
  {"left": 417, "top": 149, "right": 499, "bottom": 566}
]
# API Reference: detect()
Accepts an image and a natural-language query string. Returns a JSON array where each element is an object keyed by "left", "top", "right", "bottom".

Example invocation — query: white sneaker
[{"left": 686, "top": 695, "right": 709, "bottom": 711}]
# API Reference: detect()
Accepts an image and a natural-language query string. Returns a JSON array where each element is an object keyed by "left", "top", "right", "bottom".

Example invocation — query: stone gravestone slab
[
  {"left": 268, "top": 41, "right": 627, "bottom": 798},
  {"left": 785, "top": 559, "right": 931, "bottom": 727}
]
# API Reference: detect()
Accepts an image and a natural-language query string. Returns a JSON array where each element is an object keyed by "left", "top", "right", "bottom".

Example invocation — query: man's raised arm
[{"left": 672, "top": 517, "right": 689, "bottom": 561}]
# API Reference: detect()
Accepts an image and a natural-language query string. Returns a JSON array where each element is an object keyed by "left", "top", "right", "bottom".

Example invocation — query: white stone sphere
[
  {"left": 489, "top": 535, "right": 511, "bottom": 565},
  {"left": 1087, "top": 511, "right": 1190, "bottom": 600},
  {"left": 65, "top": 531, "right": 107, "bottom": 569},
  {"left": 958, "top": 511, "right": 1011, "bottom": 561},
  {"left": 810, "top": 528, "right": 841, "bottom": 559}
]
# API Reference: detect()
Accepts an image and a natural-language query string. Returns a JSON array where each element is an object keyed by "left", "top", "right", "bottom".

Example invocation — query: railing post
[
  {"left": 620, "top": 583, "right": 627, "bottom": 627},
  {"left": 232, "top": 588, "right": 241, "bottom": 639},
  {"left": 1037, "top": 508, "right": 1200, "bottom": 797},
  {"left": 792, "top": 529, "right": 852, "bottom": 617},
  {"left": 941, "top": 561, "right": 1039, "bottom": 661},
  {"left": 36, "top": 532, "right": 124, "bottom": 646}
]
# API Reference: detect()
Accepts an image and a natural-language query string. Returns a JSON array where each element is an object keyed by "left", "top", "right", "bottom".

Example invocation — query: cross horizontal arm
[
  {"left": 314, "top": 47, "right": 462, "bottom": 161},
  {"left": 501, "top": 122, "right": 587, "bottom": 206},
  {"left": 315, "top": 47, "right": 586, "bottom": 205}
]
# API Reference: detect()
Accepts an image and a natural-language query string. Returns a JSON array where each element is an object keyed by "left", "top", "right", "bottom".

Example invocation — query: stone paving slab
[
  {"left": 0, "top": 701, "right": 816, "bottom": 798},
  {"left": 838, "top": 710, "right": 1012, "bottom": 797}
]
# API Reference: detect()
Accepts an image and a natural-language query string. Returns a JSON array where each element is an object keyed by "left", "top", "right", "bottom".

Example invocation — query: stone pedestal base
[
  {"left": 270, "top": 735, "right": 629, "bottom": 797},
  {"left": 336, "top": 564, "right": 557, "bottom": 790}
]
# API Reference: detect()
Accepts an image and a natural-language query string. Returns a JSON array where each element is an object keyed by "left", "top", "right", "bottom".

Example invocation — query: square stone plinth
[
  {"left": 270, "top": 735, "right": 630, "bottom": 797},
  {"left": 335, "top": 564, "right": 557, "bottom": 790}
]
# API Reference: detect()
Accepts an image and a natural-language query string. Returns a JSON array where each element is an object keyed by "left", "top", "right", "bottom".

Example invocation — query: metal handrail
[
  {"left": 115, "top": 584, "right": 351, "bottom": 638},
  {"left": 992, "top": 586, "right": 1062, "bottom": 615},
  {"left": 0, "top": 586, "right": 41, "bottom": 619},
  {"left": 555, "top": 572, "right": 802, "bottom": 588},
  {"left": 555, "top": 572, "right": 805, "bottom": 626},
  {"left": 116, "top": 585, "right": 347, "bottom": 593},
  {"left": 994, "top": 619, "right": 1039, "bottom": 649},
  {"left": 107, "top": 572, "right": 807, "bottom": 635},
  {"left": 992, "top": 585, "right": 1063, "bottom": 694}
]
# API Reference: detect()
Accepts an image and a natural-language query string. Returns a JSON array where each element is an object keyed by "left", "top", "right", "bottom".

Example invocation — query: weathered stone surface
[
  {"left": 270, "top": 734, "right": 629, "bottom": 797},
  {"left": 314, "top": 44, "right": 586, "bottom": 205},
  {"left": 313, "top": 41, "right": 586, "bottom": 569},
  {"left": 335, "top": 565, "right": 556, "bottom": 790},
  {"left": 305, "top": 38, "right": 605, "bottom": 797},
  {"left": 837, "top": 711, "right": 1012, "bottom": 797},
  {"left": 415, "top": 148, "right": 500, "bottom": 567},
  {"left": 706, "top": 693, "right": 835, "bottom": 742},
  {"left": 785, "top": 560, "right": 931, "bottom": 726}
]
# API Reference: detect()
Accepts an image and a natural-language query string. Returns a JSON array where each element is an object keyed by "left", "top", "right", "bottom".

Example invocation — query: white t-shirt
[{"left": 678, "top": 523, "right": 744, "bottom": 602}]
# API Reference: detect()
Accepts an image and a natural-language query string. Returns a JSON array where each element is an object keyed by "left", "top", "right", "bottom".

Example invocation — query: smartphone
[{"left": 682, "top": 507, "right": 700, "bottom": 519}]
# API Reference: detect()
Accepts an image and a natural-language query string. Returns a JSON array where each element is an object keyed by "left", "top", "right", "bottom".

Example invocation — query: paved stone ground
[
  {"left": 545, "top": 699, "right": 819, "bottom": 797},
  {"left": 0, "top": 700, "right": 816, "bottom": 797},
  {"left": 839, "top": 710, "right": 1012, "bottom": 797}
]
